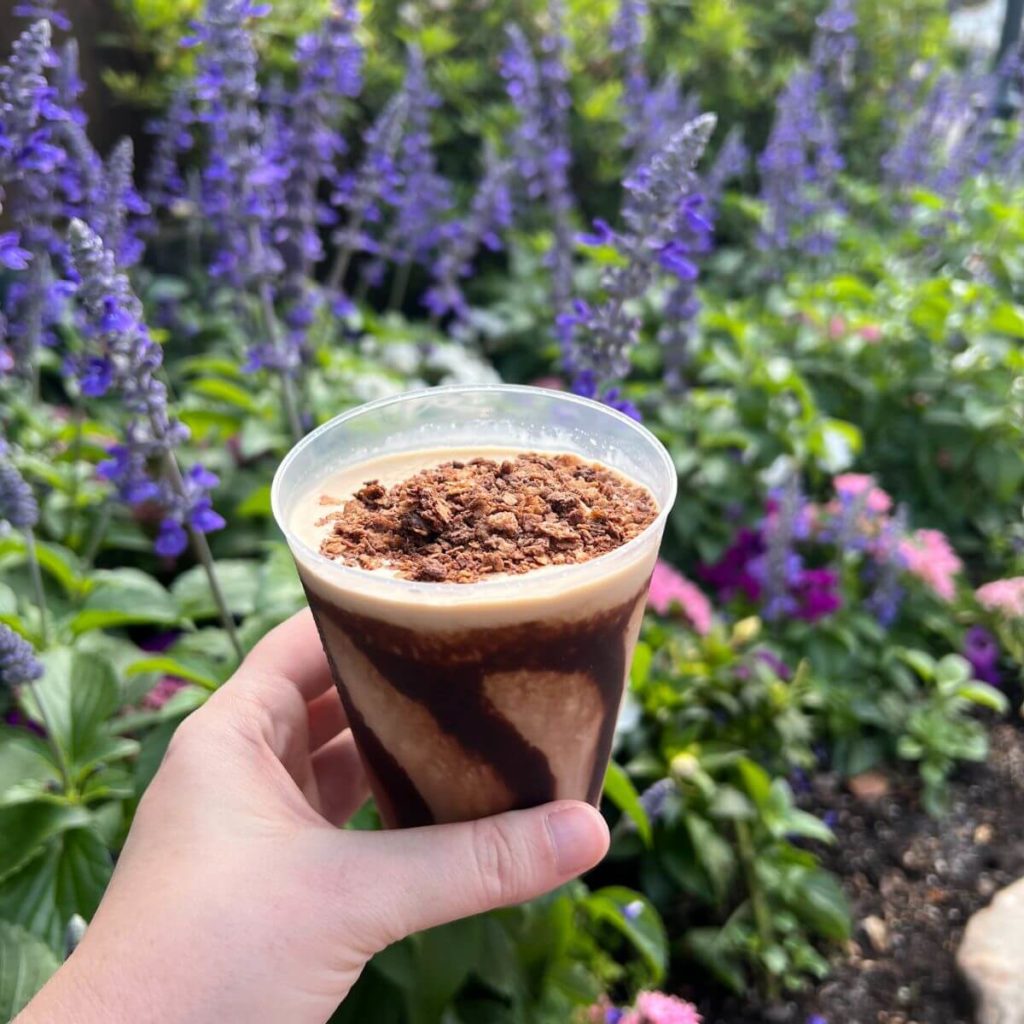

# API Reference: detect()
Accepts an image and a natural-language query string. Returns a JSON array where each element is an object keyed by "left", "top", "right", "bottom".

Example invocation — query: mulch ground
[{"left": 692, "top": 721, "right": 1024, "bottom": 1024}]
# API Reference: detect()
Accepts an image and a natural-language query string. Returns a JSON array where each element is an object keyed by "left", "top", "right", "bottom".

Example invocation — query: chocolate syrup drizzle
[{"left": 305, "top": 581, "right": 648, "bottom": 827}]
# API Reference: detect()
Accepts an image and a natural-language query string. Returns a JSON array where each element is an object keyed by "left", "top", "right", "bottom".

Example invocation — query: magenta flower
[
  {"left": 627, "top": 991, "right": 702, "bottom": 1024},
  {"left": 647, "top": 560, "right": 713, "bottom": 634}
]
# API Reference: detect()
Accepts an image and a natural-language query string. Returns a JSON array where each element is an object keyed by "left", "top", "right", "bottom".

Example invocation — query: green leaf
[
  {"left": 957, "top": 682, "right": 1010, "bottom": 713},
  {"left": 0, "top": 825, "right": 112, "bottom": 952},
  {"left": 0, "top": 727, "right": 59, "bottom": 806},
  {"left": 0, "top": 804, "right": 90, "bottom": 885},
  {"left": 934, "top": 654, "right": 971, "bottom": 689},
  {"left": 630, "top": 641, "right": 653, "bottom": 687},
  {"left": 585, "top": 887, "right": 667, "bottom": 982},
  {"left": 683, "top": 814, "right": 736, "bottom": 901},
  {"left": 781, "top": 808, "right": 835, "bottom": 844},
  {"left": 69, "top": 569, "right": 180, "bottom": 633},
  {"left": 603, "top": 762, "right": 652, "bottom": 846},
  {"left": 0, "top": 920, "right": 60, "bottom": 1019},
  {"left": 736, "top": 758, "right": 773, "bottom": 810},
  {"left": 24, "top": 649, "right": 120, "bottom": 770},
  {"left": 172, "top": 560, "right": 260, "bottom": 620},
  {"left": 190, "top": 377, "right": 260, "bottom": 411},
  {"left": 236, "top": 484, "right": 272, "bottom": 517},
  {"left": 686, "top": 927, "right": 746, "bottom": 994},
  {"left": 789, "top": 869, "right": 851, "bottom": 941},
  {"left": 126, "top": 655, "right": 221, "bottom": 691},
  {"left": 0, "top": 537, "right": 86, "bottom": 597}
]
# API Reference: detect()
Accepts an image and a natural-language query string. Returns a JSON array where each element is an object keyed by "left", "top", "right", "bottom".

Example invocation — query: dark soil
[{"left": 696, "top": 722, "right": 1024, "bottom": 1024}]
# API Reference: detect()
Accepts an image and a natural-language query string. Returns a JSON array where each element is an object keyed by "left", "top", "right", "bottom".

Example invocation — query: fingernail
[{"left": 546, "top": 806, "right": 602, "bottom": 875}]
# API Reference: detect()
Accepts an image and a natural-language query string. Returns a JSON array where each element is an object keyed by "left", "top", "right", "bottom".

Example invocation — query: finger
[
  {"left": 329, "top": 801, "right": 608, "bottom": 947},
  {"left": 307, "top": 687, "right": 348, "bottom": 751},
  {"left": 231, "top": 608, "right": 334, "bottom": 706},
  {"left": 311, "top": 732, "right": 370, "bottom": 826}
]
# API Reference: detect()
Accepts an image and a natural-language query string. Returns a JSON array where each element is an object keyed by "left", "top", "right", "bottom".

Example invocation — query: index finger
[{"left": 229, "top": 607, "right": 334, "bottom": 705}]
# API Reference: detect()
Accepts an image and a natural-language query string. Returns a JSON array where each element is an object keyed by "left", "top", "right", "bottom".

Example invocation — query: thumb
[{"left": 338, "top": 801, "right": 609, "bottom": 948}]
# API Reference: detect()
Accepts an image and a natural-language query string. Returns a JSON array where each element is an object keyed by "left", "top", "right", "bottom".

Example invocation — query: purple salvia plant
[
  {"left": 559, "top": 113, "right": 716, "bottom": 416},
  {"left": 423, "top": 145, "right": 513, "bottom": 323},
  {"left": 13, "top": 0, "right": 70, "bottom": 31},
  {"left": 187, "top": 0, "right": 301, "bottom": 437},
  {"left": 327, "top": 89, "right": 408, "bottom": 295},
  {"left": 757, "top": 67, "right": 844, "bottom": 257},
  {"left": 501, "top": 9, "right": 575, "bottom": 317},
  {"left": 748, "top": 473, "right": 808, "bottom": 621},
  {"left": 703, "top": 124, "right": 748, "bottom": 205},
  {"left": 97, "top": 138, "right": 149, "bottom": 267},
  {"left": 610, "top": 0, "right": 649, "bottom": 150},
  {"left": 0, "top": 624, "right": 43, "bottom": 690},
  {"left": 68, "top": 218, "right": 242, "bottom": 655},
  {"left": 811, "top": 0, "right": 858, "bottom": 102},
  {"left": 632, "top": 74, "right": 701, "bottom": 165},
  {"left": 0, "top": 457, "right": 39, "bottom": 532},
  {"left": 370, "top": 45, "right": 451, "bottom": 305},
  {"left": 278, "top": 0, "right": 362, "bottom": 281},
  {"left": 55, "top": 38, "right": 85, "bottom": 127},
  {"left": 865, "top": 506, "right": 908, "bottom": 626},
  {"left": 144, "top": 89, "right": 194, "bottom": 219}
]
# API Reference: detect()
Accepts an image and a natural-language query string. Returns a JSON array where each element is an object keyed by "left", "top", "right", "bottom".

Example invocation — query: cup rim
[{"left": 271, "top": 383, "right": 677, "bottom": 598}]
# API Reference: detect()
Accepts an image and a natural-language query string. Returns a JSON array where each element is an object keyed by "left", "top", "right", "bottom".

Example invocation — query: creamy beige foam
[{"left": 290, "top": 447, "right": 661, "bottom": 631}]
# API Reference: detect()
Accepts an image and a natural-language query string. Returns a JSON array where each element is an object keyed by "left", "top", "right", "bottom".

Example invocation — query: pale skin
[{"left": 18, "top": 610, "right": 609, "bottom": 1024}]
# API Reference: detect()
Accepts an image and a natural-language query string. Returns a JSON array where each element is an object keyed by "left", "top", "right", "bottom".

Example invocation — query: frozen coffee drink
[{"left": 273, "top": 386, "right": 677, "bottom": 827}]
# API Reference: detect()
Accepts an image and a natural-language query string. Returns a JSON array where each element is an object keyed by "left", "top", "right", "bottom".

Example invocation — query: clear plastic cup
[{"left": 272, "top": 384, "right": 677, "bottom": 827}]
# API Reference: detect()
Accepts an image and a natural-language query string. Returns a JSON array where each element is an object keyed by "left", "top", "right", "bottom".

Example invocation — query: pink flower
[
  {"left": 859, "top": 324, "right": 883, "bottom": 343},
  {"left": 648, "top": 560, "right": 713, "bottom": 634},
  {"left": 833, "top": 473, "right": 892, "bottom": 514},
  {"left": 633, "top": 991, "right": 702, "bottom": 1024},
  {"left": 976, "top": 577, "right": 1024, "bottom": 620},
  {"left": 828, "top": 315, "right": 846, "bottom": 339},
  {"left": 530, "top": 375, "right": 565, "bottom": 391},
  {"left": 899, "top": 529, "right": 962, "bottom": 602},
  {"left": 143, "top": 675, "right": 186, "bottom": 710}
]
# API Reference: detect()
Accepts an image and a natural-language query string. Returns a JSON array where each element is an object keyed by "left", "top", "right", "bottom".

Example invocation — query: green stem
[
  {"left": 735, "top": 819, "right": 779, "bottom": 1003},
  {"left": 67, "top": 399, "right": 85, "bottom": 547},
  {"left": 162, "top": 451, "right": 244, "bottom": 663},
  {"left": 82, "top": 501, "right": 112, "bottom": 567},
  {"left": 23, "top": 527, "right": 48, "bottom": 646},
  {"left": 388, "top": 259, "right": 411, "bottom": 312}
]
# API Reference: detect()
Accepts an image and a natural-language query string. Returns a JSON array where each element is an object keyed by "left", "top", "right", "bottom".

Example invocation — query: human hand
[{"left": 19, "top": 610, "right": 609, "bottom": 1024}]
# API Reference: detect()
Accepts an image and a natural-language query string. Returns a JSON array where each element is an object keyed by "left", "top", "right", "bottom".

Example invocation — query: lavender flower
[
  {"left": 757, "top": 68, "right": 844, "bottom": 257},
  {"left": 189, "top": 0, "right": 283, "bottom": 291},
  {"left": 0, "top": 458, "right": 39, "bottom": 530},
  {"left": 501, "top": 10, "right": 575, "bottom": 315},
  {"left": 423, "top": 145, "right": 513, "bottom": 322},
  {"left": 144, "top": 89, "right": 194, "bottom": 217},
  {"left": 703, "top": 125, "right": 748, "bottom": 205},
  {"left": 68, "top": 219, "right": 222, "bottom": 555},
  {"left": 560, "top": 114, "right": 715, "bottom": 408},
  {"left": 865, "top": 507, "right": 907, "bottom": 626},
  {"left": 13, "top": 0, "right": 70, "bottom": 31},
  {"left": 55, "top": 39, "right": 86, "bottom": 127},
  {"left": 0, "top": 624, "right": 43, "bottom": 690},
  {"left": 811, "top": 0, "right": 858, "bottom": 100},
  {"left": 371, "top": 46, "right": 451, "bottom": 286},
  {"left": 277, "top": 0, "right": 362, "bottom": 278},
  {"left": 749, "top": 474, "right": 807, "bottom": 621},
  {"left": 95, "top": 137, "right": 149, "bottom": 267},
  {"left": 639, "top": 777, "right": 675, "bottom": 821},
  {"left": 0, "top": 21, "right": 60, "bottom": 188},
  {"left": 611, "top": 0, "right": 649, "bottom": 149},
  {"left": 0, "top": 232, "right": 31, "bottom": 271},
  {"left": 327, "top": 89, "right": 408, "bottom": 292}
]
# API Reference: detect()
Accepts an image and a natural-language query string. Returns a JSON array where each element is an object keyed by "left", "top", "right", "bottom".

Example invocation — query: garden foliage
[{"left": 1, "top": 0, "right": 1023, "bottom": 1019}]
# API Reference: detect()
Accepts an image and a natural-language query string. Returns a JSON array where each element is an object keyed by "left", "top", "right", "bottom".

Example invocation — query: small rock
[
  {"left": 975, "top": 823, "right": 994, "bottom": 845},
  {"left": 860, "top": 914, "right": 889, "bottom": 953},
  {"left": 958, "top": 876, "right": 1024, "bottom": 1024},
  {"left": 848, "top": 770, "right": 890, "bottom": 802},
  {"left": 977, "top": 874, "right": 998, "bottom": 899}
]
